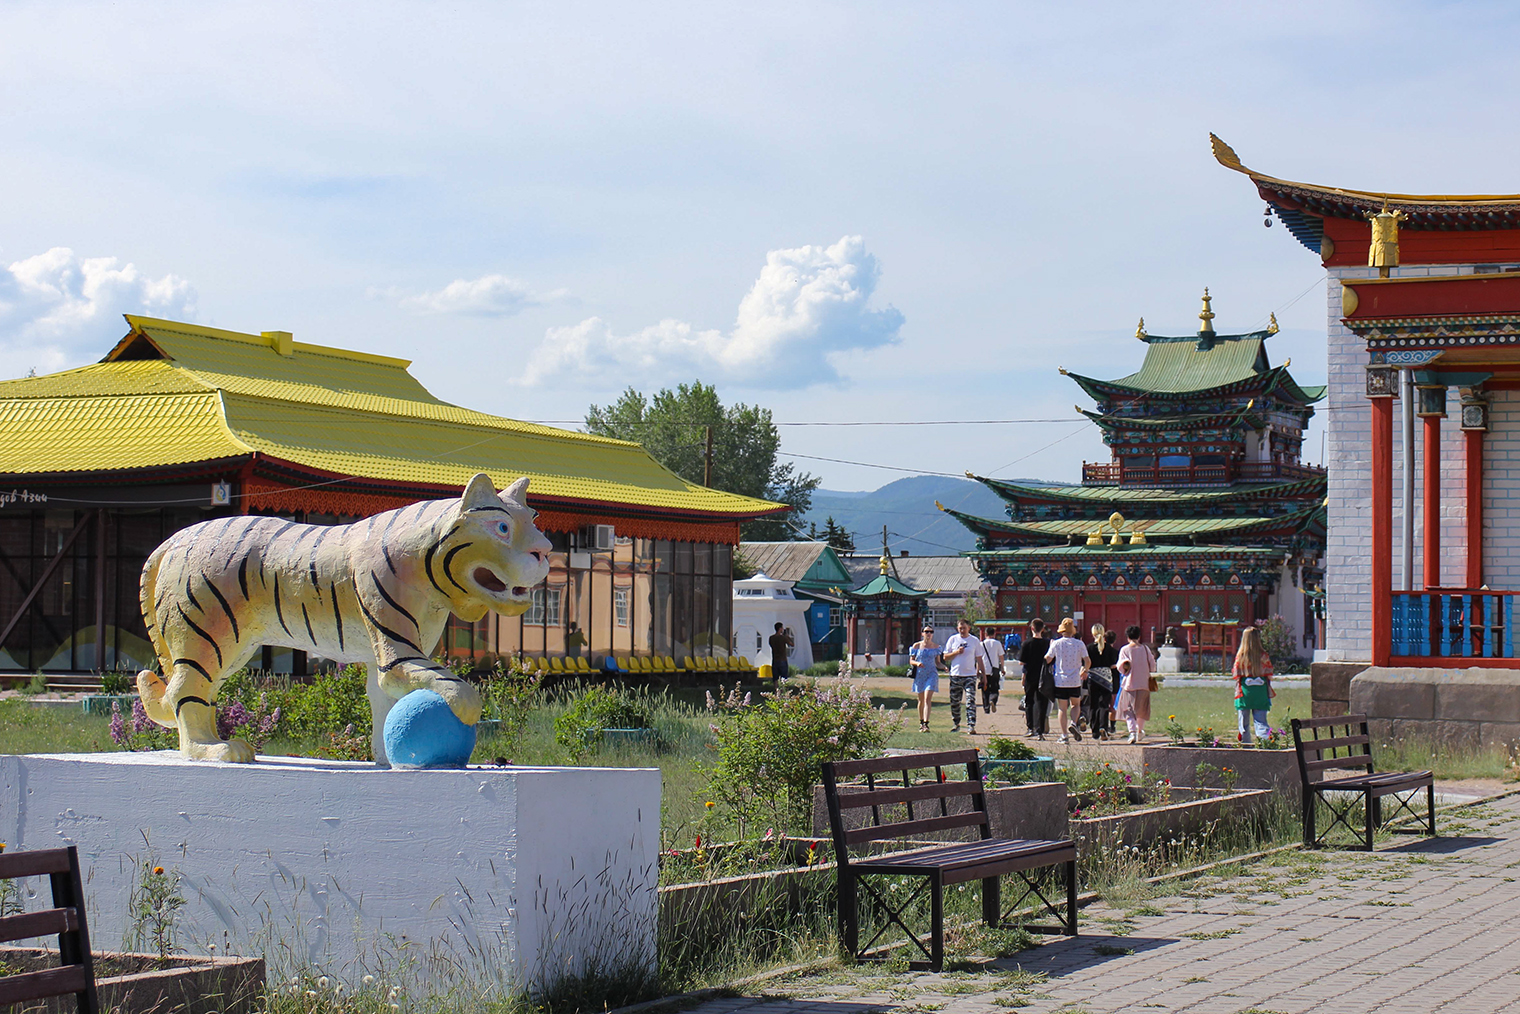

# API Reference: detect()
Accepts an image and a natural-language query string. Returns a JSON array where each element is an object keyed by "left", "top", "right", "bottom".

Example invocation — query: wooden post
[
  {"left": 1372, "top": 396, "right": 1394, "bottom": 666},
  {"left": 1466, "top": 427, "right": 1484, "bottom": 589},
  {"left": 1423, "top": 413, "right": 1441, "bottom": 589},
  {"left": 94, "top": 510, "right": 107, "bottom": 673}
]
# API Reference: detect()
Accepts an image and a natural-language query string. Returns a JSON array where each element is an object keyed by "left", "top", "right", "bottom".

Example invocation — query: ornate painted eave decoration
[
  {"left": 1212, "top": 134, "right": 1520, "bottom": 229},
  {"left": 941, "top": 500, "right": 1325, "bottom": 547}
]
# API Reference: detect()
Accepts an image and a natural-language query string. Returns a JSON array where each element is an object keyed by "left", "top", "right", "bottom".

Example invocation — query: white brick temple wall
[{"left": 1323, "top": 264, "right": 1473, "bottom": 661}]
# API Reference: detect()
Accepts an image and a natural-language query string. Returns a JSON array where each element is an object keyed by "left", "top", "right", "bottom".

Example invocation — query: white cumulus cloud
[
  {"left": 383, "top": 274, "right": 567, "bottom": 317},
  {"left": 0, "top": 247, "right": 196, "bottom": 377},
  {"left": 521, "top": 235, "right": 904, "bottom": 388}
]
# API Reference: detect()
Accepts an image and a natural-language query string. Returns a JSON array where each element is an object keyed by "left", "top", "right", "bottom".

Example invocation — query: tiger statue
[{"left": 136, "top": 473, "right": 551, "bottom": 764}]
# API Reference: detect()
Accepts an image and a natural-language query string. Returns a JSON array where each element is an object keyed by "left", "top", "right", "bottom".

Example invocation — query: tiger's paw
[
  {"left": 432, "top": 679, "right": 482, "bottom": 726},
  {"left": 136, "top": 670, "right": 175, "bottom": 727},
  {"left": 183, "top": 738, "right": 256, "bottom": 763}
]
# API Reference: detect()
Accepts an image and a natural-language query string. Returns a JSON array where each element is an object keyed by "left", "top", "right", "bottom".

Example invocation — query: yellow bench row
[
  {"left": 520, "top": 656, "right": 596, "bottom": 674},
  {"left": 617, "top": 655, "right": 755, "bottom": 673}
]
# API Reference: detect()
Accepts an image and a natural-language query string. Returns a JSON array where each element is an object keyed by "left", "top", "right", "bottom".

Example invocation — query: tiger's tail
[{"left": 136, "top": 544, "right": 175, "bottom": 728}]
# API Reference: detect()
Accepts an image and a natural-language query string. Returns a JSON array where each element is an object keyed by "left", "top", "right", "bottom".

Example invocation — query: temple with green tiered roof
[{"left": 943, "top": 293, "right": 1327, "bottom": 661}]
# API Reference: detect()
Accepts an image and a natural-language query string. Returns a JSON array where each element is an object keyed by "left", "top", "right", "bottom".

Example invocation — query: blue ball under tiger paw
[{"left": 382, "top": 689, "right": 477, "bottom": 770}]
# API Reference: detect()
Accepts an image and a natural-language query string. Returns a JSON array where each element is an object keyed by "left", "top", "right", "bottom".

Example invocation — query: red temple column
[
  {"left": 1369, "top": 367, "right": 1396, "bottom": 666},
  {"left": 1417, "top": 384, "right": 1446, "bottom": 589}
]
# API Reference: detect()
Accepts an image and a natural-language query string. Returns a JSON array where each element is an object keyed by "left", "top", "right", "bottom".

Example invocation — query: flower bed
[
  {"left": 0, "top": 946, "right": 264, "bottom": 1014},
  {"left": 1143, "top": 745, "right": 1301, "bottom": 799},
  {"left": 1069, "top": 786, "right": 1276, "bottom": 851}
]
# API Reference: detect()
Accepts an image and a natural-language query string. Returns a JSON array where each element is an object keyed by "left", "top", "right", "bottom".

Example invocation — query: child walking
[{"left": 1233, "top": 626, "right": 1276, "bottom": 743}]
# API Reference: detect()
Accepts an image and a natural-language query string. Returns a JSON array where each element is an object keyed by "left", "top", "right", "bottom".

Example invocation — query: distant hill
[{"left": 801, "top": 475, "right": 1053, "bottom": 555}]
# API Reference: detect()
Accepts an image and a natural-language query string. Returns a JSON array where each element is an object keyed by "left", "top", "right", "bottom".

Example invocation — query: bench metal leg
[
  {"left": 1302, "top": 787, "right": 1316, "bottom": 848},
  {"left": 983, "top": 874, "right": 1000, "bottom": 927},
  {"left": 839, "top": 869, "right": 859, "bottom": 960},
  {"left": 1364, "top": 789, "right": 1376, "bottom": 851},
  {"left": 1066, "top": 859, "right": 1078, "bottom": 936},
  {"left": 1427, "top": 784, "right": 1437, "bottom": 836},
  {"left": 929, "top": 871, "right": 944, "bottom": 972}
]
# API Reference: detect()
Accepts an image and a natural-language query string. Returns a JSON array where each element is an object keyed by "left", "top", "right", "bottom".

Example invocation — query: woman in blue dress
[{"left": 910, "top": 624, "right": 943, "bottom": 733}]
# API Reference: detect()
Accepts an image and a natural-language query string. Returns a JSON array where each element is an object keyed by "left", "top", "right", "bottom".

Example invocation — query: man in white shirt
[
  {"left": 942, "top": 619, "right": 987, "bottom": 734},
  {"left": 980, "top": 630, "right": 1006, "bottom": 714}
]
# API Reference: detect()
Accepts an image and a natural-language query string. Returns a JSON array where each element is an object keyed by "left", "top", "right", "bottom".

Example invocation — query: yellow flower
[
  {"left": 704, "top": 801, "right": 715, "bottom": 809},
  {"left": 153, "top": 866, "right": 164, "bottom": 875},
  {"left": 1168, "top": 715, "right": 1176, "bottom": 721},
  {"left": 0, "top": 843, "right": 6, "bottom": 853}
]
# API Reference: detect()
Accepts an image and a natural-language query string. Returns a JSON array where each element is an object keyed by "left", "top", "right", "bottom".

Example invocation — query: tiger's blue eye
[{"left": 496, "top": 521, "right": 511, "bottom": 537}]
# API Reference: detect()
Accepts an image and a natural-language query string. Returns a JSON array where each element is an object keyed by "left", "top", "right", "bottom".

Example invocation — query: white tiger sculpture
[{"left": 136, "top": 473, "right": 551, "bottom": 764}]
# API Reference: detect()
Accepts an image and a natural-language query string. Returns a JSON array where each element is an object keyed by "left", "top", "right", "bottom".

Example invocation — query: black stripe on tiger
[
  {"left": 301, "top": 603, "right": 318, "bottom": 645},
  {"left": 355, "top": 597, "right": 425, "bottom": 655},
  {"left": 309, "top": 529, "right": 330, "bottom": 600},
  {"left": 331, "top": 581, "right": 345, "bottom": 652},
  {"left": 184, "top": 574, "right": 204, "bottom": 613},
  {"left": 370, "top": 572, "right": 419, "bottom": 629},
  {"left": 273, "top": 573, "right": 293, "bottom": 636},
  {"left": 173, "top": 657, "right": 213, "bottom": 680},
  {"left": 176, "top": 605, "right": 223, "bottom": 667},
  {"left": 201, "top": 575, "right": 241, "bottom": 642},
  {"left": 423, "top": 523, "right": 462, "bottom": 595},
  {"left": 441, "top": 542, "right": 474, "bottom": 593},
  {"left": 175, "top": 695, "right": 212, "bottom": 715},
  {"left": 382, "top": 542, "right": 398, "bottom": 575},
  {"left": 237, "top": 556, "right": 250, "bottom": 599}
]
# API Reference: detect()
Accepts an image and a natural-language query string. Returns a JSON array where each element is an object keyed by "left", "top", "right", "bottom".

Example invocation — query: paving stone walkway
[{"left": 687, "top": 792, "right": 1520, "bottom": 1014}]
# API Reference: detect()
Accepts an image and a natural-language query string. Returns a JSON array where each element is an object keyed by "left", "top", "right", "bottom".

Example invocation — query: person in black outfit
[
  {"left": 1018, "top": 618, "right": 1052, "bottom": 739},
  {"left": 1086, "top": 627, "right": 1120, "bottom": 741}
]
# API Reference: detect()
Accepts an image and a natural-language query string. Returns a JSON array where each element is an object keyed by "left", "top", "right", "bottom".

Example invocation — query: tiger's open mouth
[{"left": 473, "top": 567, "right": 509, "bottom": 594}]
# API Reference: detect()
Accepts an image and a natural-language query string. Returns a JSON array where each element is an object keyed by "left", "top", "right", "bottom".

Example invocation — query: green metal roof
[
  {"left": 942, "top": 503, "right": 1325, "bottom": 542},
  {"left": 974, "top": 474, "right": 1328, "bottom": 506},
  {"left": 845, "top": 573, "right": 933, "bottom": 598},
  {"left": 1115, "top": 333, "right": 1267, "bottom": 393}
]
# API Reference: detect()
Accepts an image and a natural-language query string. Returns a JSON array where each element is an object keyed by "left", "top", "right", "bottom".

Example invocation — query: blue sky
[{"left": 4, "top": 1, "right": 1520, "bottom": 491}]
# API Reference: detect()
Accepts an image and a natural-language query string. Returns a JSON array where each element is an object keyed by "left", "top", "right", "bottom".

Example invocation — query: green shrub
[
  {"left": 555, "top": 685, "right": 652, "bottom": 760},
  {"left": 21, "top": 673, "right": 46, "bottom": 696},
  {"left": 985, "top": 734, "right": 1038, "bottom": 760},
  {"left": 880, "top": 664, "right": 908, "bottom": 678},
  {"left": 706, "top": 678, "right": 902, "bottom": 835},
  {"left": 99, "top": 671, "right": 134, "bottom": 695},
  {"left": 277, "top": 664, "right": 370, "bottom": 743},
  {"left": 479, "top": 660, "right": 543, "bottom": 761},
  {"left": 1257, "top": 615, "right": 1304, "bottom": 669}
]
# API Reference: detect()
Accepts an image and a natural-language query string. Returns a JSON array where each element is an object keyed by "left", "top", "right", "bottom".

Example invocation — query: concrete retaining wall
[
  {"left": 1350, "top": 666, "right": 1520, "bottom": 751},
  {"left": 0, "top": 753, "right": 660, "bottom": 991}
]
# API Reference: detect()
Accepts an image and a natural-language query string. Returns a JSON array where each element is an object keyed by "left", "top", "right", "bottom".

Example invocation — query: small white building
[{"left": 733, "top": 571, "right": 815, "bottom": 671}]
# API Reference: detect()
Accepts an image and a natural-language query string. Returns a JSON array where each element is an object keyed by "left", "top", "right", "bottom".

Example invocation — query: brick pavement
[{"left": 684, "top": 793, "right": 1520, "bottom": 1014}]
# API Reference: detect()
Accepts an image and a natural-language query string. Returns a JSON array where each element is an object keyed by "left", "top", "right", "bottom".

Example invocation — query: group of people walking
[{"left": 907, "top": 617, "right": 1276, "bottom": 744}]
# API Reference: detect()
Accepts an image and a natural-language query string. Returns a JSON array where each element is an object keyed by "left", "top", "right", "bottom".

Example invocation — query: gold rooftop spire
[
  {"left": 1136, "top": 316, "right": 1147, "bottom": 339},
  {"left": 1198, "top": 288, "right": 1215, "bottom": 334}
]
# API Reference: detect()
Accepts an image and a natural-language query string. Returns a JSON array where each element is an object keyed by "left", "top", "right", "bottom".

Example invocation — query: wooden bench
[
  {"left": 821, "top": 748, "right": 1076, "bottom": 971},
  {"left": 0, "top": 845, "right": 99, "bottom": 1013},
  {"left": 1290, "top": 714, "right": 1436, "bottom": 851}
]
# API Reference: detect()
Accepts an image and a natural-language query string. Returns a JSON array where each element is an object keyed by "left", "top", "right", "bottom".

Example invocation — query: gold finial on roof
[
  {"left": 1058, "top": 367, "right": 1069, "bottom": 376},
  {"left": 1198, "top": 288, "right": 1215, "bottom": 334},
  {"left": 879, "top": 555, "right": 890, "bottom": 576},
  {"left": 1129, "top": 530, "right": 1147, "bottom": 545},
  {"left": 1267, "top": 312, "right": 1279, "bottom": 334},
  {"left": 1136, "top": 316, "right": 1147, "bottom": 339},
  {"left": 1086, "top": 530, "right": 1103, "bottom": 546}
]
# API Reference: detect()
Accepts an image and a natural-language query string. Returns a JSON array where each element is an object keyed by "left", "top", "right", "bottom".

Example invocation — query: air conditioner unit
[{"left": 581, "top": 524, "right": 615, "bottom": 551}]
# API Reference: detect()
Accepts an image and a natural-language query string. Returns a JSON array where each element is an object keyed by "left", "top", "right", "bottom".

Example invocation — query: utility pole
[{"left": 703, "top": 425, "right": 714, "bottom": 487}]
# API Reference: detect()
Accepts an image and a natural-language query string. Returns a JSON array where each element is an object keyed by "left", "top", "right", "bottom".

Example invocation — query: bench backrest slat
[
  {"left": 0, "top": 965, "right": 90, "bottom": 1007},
  {"left": 0, "top": 849, "right": 74, "bottom": 880},
  {"left": 832, "top": 780, "right": 984, "bottom": 810},
  {"left": 1297, "top": 733, "right": 1369, "bottom": 754},
  {"left": 0, "top": 907, "right": 78, "bottom": 945},
  {"left": 1305, "top": 754, "right": 1376, "bottom": 773},
  {"left": 843, "top": 811, "right": 988, "bottom": 846},
  {"left": 1293, "top": 713, "right": 1369, "bottom": 731},
  {"left": 822, "top": 750, "right": 990, "bottom": 869},
  {"left": 828, "top": 750, "right": 980, "bottom": 778}
]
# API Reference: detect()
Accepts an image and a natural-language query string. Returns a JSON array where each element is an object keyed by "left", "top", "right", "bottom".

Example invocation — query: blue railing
[{"left": 1391, "top": 592, "right": 1516, "bottom": 658}]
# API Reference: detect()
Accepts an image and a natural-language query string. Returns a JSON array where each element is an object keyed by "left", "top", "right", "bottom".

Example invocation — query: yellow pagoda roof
[{"left": 0, "top": 316, "right": 784, "bottom": 518}]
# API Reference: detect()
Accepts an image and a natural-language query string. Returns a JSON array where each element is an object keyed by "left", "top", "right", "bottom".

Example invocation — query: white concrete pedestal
[
  {"left": 0, "top": 753, "right": 660, "bottom": 993},
  {"left": 1156, "top": 645, "right": 1186, "bottom": 674}
]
